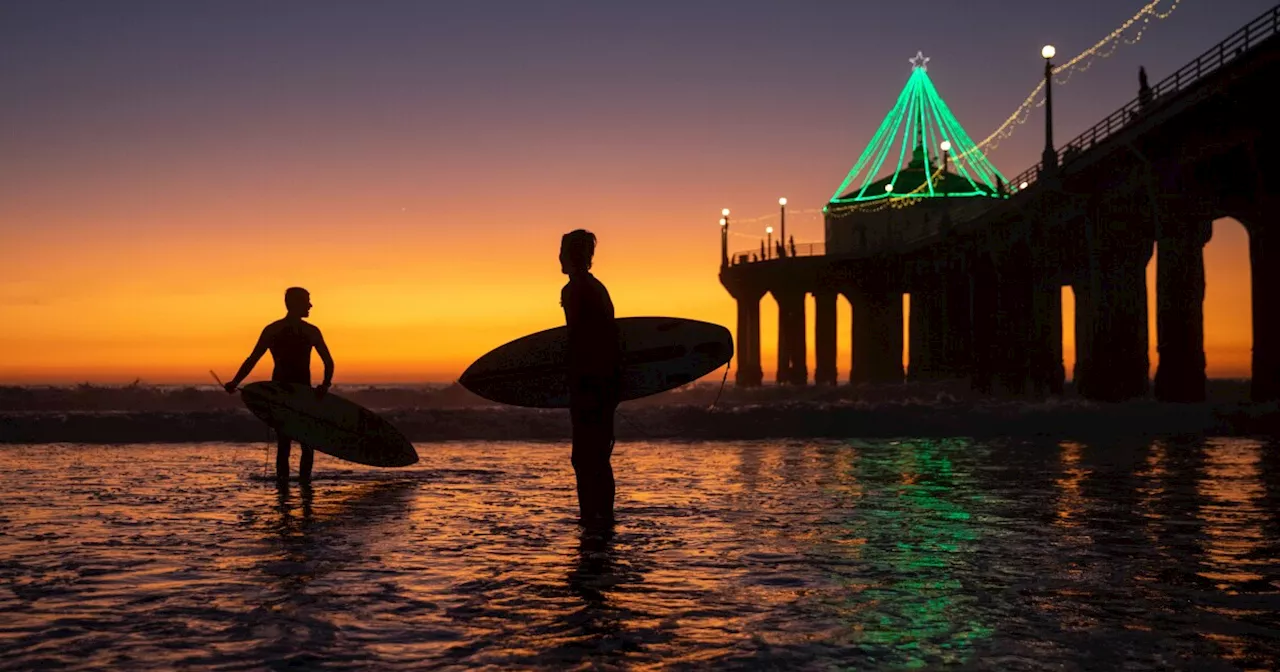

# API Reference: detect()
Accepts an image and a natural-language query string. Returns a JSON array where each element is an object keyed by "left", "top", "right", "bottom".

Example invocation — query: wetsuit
[
  {"left": 262, "top": 318, "right": 322, "bottom": 480},
  {"left": 266, "top": 319, "right": 315, "bottom": 386},
  {"left": 561, "top": 272, "right": 622, "bottom": 525}
]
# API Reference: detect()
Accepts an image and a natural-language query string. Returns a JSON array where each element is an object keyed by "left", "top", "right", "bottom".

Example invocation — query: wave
[{"left": 0, "top": 378, "right": 1257, "bottom": 412}]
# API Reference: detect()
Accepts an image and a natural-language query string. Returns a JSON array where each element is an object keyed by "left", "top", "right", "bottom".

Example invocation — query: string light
[
  {"left": 961, "top": 0, "right": 1182, "bottom": 157},
  {"left": 828, "top": 59, "right": 1006, "bottom": 204},
  {"left": 1053, "top": 0, "right": 1182, "bottom": 84},
  {"left": 720, "top": 0, "right": 1185, "bottom": 226},
  {"left": 1046, "top": 0, "right": 1181, "bottom": 89},
  {"left": 726, "top": 207, "right": 825, "bottom": 226}
]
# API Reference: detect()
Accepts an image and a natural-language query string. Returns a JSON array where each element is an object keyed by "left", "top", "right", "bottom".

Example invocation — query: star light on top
[{"left": 909, "top": 51, "right": 930, "bottom": 71}]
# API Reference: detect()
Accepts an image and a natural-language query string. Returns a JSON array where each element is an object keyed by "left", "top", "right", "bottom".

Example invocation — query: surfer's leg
[
  {"left": 299, "top": 445, "right": 314, "bottom": 483},
  {"left": 599, "top": 405, "right": 617, "bottom": 524},
  {"left": 571, "top": 377, "right": 619, "bottom": 527},
  {"left": 570, "top": 406, "right": 593, "bottom": 522},
  {"left": 572, "top": 409, "right": 614, "bottom": 527},
  {"left": 276, "top": 435, "right": 292, "bottom": 482}
]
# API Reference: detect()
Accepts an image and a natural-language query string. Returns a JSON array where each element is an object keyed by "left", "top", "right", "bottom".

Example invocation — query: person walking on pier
[{"left": 1139, "top": 66, "right": 1153, "bottom": 109}]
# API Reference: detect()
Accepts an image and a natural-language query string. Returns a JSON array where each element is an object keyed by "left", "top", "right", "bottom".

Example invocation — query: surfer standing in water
[
  {"left": 223, "top": 287, "right": 334, "bottom": 484},
  {"left": 560, "top": 230, "right": 623, "bottom": 529}
]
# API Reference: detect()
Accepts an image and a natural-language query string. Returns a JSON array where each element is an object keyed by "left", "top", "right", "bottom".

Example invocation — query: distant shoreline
[
  {"left": 3, "top": 379, "right": 1274, "bottom": 444},
  {"left": 3, "top": 399, "right": 1278, "bottom": 444}
]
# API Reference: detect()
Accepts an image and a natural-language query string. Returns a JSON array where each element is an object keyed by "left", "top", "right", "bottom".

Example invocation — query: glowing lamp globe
[
  {"left": 884, "top": 184, "right": 894, "bottom": 193},
  {"left": 1041, "top": 45, "right": 1056, "bottom": 59},
  {"left": 721, "top": 208, "right": 730, "bottom": 217},
  {"left": 778, "top": 197, "right": 787, "bottom": 206},
  {"left": 939, "top": 140, "right": 952, "bottom": 153}
]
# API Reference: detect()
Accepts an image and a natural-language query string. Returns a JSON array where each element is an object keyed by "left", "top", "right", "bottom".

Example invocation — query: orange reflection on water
[
  {"left": 1196, "top": 439, "right": 1267, "bottom": 588},
  {"left": 4, "top": 440, "right": 1276, "bottom": 668},
  {"left": 1194, "top": 439, "right": 1272, "bottom": 668},
  {"left": 1135, "top": 440, "right": 1169, "bottom": 547},
  {"left": 1053, "top": 441, "right": 1087, "bottom": 529}
]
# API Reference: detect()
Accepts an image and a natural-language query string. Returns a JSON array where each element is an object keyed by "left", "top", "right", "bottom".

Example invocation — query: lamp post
[
  {"left": 720, "top": 208, "right": 730, "bottom": 267},
  {"left": 1041, "top": 44, "right": 1058, "bottom": 174},
  {"left": 778, "top": 197, "right": 787, "bottom": 257},
  {"left": 939, "top": 140, "right": 951, "bottom": 173},
  {"left": 766, "top": 225, "right": 773, "bottom": 259}
]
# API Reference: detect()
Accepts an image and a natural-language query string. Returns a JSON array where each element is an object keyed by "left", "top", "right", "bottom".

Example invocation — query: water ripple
[{"left": 1, "top": 438, "right": 1278, "bottom": 669}]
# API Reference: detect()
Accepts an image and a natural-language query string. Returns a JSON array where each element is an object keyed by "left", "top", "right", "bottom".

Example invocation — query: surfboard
[
  {"left": 458, "top": 316, "right": 734, "bottom": 408},
  {"left": 239, "top": 382, "right": 419, "bottom": 467}
]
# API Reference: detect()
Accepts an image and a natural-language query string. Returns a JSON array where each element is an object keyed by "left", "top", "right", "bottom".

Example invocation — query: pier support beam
[
  {"left": 908, "top": 258, "right": 970, "bottom": 382},
  {"left": 938, "top": 264, "right": 972, "bottom": 379},
  {"left": 907, "top": 280, "right": 946, "bottom": 382},
  {"left": 848, "top": 286, "right": 903, "bottom": 384},
  {"left": 1030, "top": 255, "right": 1065, "bottom": 396},
  {"left": 1080, "top": 218, "right": 1152, "bottom": 402},
  {"left": 1154, "top": 217, "right": 1212, "bottom": 402},
  {"left": 774, "top": 293, "right": 788, "bottom": 385},
  {"left": 907, "top": 286, "right": 932, "bottom": 382},
  {"left": 969, "top": 253, "right": 1000, "bottom": 394},
  {"left": 1252, "top": 224, "right": 1280, "bottom": 401},
  {"left": 774, "top": 291, "right": 807, "bottom": 385},
  {"left": 789, "top": 294, "right": 808, "bottom": 385},
  {"left": 996, "top": 244, "right": 1034, "bottom": 395},
  {"left": 734, "top": 291, "right": 765, "bottom": 387},
  {"left": 1072, "top": 278, "right": 1095, "bottom": 392},
  {"left": 814, "top": 291, "right": 838, "bottom": 385}
]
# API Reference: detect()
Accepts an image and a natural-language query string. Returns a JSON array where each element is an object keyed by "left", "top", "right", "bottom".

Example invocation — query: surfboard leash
[
  {"left": 707, "top": 359, "right": 731, "bottom": 410},
  {"left": 212, "top": 369, "right": 272, "bottom": 479},
  {"left": 616, "top": 356, "right": 729, "bottom": 441}
]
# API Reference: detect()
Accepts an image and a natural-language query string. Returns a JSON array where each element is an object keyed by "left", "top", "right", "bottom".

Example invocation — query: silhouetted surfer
[
  {"left": 224, "top": 287, "right": 334, "bottom": 483},
  {"left": 560, "top": 230, "right": 622, "bottom": 528}
]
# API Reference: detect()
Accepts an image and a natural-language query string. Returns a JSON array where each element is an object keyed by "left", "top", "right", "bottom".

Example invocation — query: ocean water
[{"left": 1, "top": 439, "right": 1278, "bottom": 670}]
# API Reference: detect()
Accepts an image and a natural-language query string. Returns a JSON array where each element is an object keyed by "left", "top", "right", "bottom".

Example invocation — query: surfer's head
[
  {"left": 560, "top": 229, "right": 596, "bottom": 275},
  {"left": 284, "top": 287, "right": 311, "bottom": 317}
]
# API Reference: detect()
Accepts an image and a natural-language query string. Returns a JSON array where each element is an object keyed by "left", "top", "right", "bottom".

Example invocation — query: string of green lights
[
  {"left": 828, "top": 54, "right": 1007, "bottom": 204},
  {"left": 720, "top": 0, "right": 1185, "bottom": 226}
]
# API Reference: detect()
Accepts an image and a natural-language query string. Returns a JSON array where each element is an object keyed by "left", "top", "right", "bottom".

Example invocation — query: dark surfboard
[
  {"left": 458, "top": 316, "right": 733, "bottom": 408},
  {"left": 240, "top": 382, "right": 418, "bottom": 467}
]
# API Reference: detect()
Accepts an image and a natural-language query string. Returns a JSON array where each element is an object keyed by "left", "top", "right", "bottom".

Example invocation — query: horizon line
[{"left": 0, "top": 377, "right": 1255, "bottom": 388}]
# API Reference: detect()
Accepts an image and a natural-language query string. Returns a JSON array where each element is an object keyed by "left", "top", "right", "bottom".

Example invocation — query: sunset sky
[{"left": 0, "top": 0, "right": 1266, "bottom": 384}]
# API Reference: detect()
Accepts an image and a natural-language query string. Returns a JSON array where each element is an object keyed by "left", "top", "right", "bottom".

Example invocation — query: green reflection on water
[{"left": 834, "top": 438, "right": 993, "bottom": 667}]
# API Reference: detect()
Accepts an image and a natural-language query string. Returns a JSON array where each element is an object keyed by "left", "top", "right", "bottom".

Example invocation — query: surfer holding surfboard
[
  {"left": 560, "top": 229, "right": 622, "bottom": 529},
  {"left": 223, "top": 287, "right": 335, "bottom": 484},
  {"left": 459, "top": 234, "right": 734, "bottom": 527}
]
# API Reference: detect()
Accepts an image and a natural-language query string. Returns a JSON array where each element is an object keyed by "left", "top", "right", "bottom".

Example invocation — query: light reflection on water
[{"left": 0, "top": 439, "right": 1277, "bottom": 670}]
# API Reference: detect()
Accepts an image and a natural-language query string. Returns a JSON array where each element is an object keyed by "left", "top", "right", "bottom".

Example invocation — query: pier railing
[
  {"left": 722, "top": 4, "right": 1280, "bottom": 267},
  {"left": 1008, "top": 3, "right": 1280, "bottom": 194},
  {"left": 728, "top": 242, "right": 825, "bottom": 266}
]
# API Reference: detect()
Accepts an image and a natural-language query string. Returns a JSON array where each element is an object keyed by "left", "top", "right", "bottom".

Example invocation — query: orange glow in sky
[
  {"left": 0, "top": 207, "right": 1257, "bottom": 384},
  {"left": 0, "top": 2, "right": 1263, "bottom": 385}
]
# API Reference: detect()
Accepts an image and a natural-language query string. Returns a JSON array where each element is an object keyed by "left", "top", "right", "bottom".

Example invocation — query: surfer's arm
[
  {"left": 229, "top": 326, "right": 273, "bottom": 387},
  {"left": 560, "top": 284, "right": 572, "bottom": 323},
  {"left": 315, "top": 332, "right": 334, "bottom": 387},
  {"left": 562, "top": 283, "right": 583, "bottom": 333}
]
